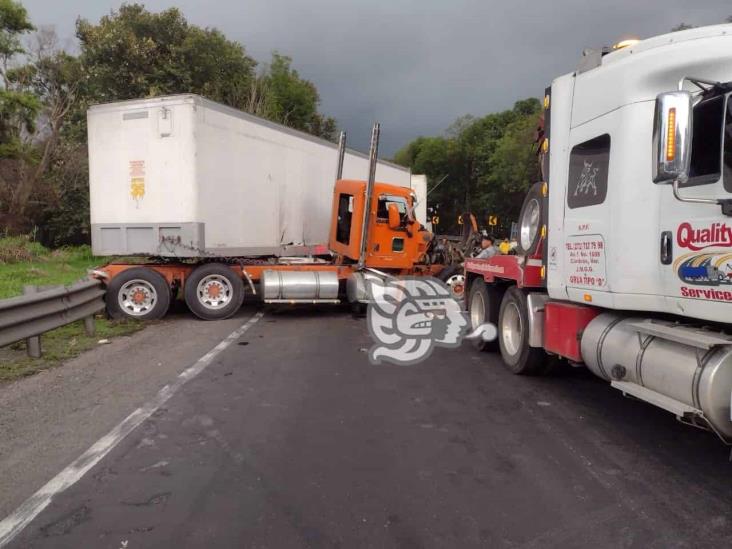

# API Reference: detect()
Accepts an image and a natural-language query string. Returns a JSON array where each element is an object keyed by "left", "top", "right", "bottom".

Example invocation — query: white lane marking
[{"left": 0, "top": 312, "right": 263, "bottom": 548}]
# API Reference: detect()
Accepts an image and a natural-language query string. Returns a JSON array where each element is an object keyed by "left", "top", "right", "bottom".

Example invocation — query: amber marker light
[
  {"left": 666, "top": 108, "right": 677, "bottom": 161},
  {"left": 612, "top": 39, "right": 640, "bottom": 50}
]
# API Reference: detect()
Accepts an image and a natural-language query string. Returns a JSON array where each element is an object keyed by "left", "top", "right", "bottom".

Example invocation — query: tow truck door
[
  {"left": 659, "top": 92, "right": 732, "bottom": 318},
  {"left": 561, "top": 122, "right": 613, "bottom": 304}
]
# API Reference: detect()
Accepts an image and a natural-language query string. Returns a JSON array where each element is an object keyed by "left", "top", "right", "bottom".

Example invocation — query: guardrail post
[
  {"left": 23, "top": 285, "right": 42, "bottom": 358},
  {"left": 83, "top": 315, "right": 96, "bottom": 337}
]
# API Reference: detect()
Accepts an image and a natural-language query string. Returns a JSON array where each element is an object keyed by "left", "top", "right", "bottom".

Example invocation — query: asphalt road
[{"left": 4, "top": 306, "right": 732, "bottom": 548}]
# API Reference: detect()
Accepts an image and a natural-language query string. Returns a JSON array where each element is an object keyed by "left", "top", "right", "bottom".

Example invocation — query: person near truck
[{"left": 476, "top": 236, "right": 497, "bottom": 260}]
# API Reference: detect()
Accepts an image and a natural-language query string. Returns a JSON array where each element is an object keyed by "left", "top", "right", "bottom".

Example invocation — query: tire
[
  {"left": 467, "top": 278, "right": 500, "bottom": 352},
  {"left": 351, "top": 301, "right": 367, "bottom": 318},
  {"left": 437, "top": 265, "right": 466, "bottom": 302},
  {"left": 106, "top": 267, "right": 171, "bottom": 321},
  {"left": 184, "top": 263, "right": 244, "bottom": 321},
  {"left": 498, "top": 286, "right": 546, "bottom": 375},
  {"left": 517, "top": 182, "right": 546, "bottom": 255}
]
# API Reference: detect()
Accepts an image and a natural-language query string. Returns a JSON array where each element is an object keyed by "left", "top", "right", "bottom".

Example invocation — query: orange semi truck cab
[{"left": 329, "top": 179, "right": 432, "bottom": 270}]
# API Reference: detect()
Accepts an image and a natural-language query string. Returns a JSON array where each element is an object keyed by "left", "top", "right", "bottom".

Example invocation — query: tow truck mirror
[
  {"left": 653, "top": 91, "right": 692, "bottom": 183},
  {"left": 387, "top": 203, "right": 401, "bottom": 230}
]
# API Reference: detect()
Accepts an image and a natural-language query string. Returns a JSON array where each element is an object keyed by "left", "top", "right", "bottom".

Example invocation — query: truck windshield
[{"left": 376, "top": 195, "right": 408, "bottom": 220}]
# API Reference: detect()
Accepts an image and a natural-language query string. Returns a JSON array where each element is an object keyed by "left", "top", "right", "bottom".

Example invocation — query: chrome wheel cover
[
  {"left": 501, "top": 301, "right": 523, "bottom": 357},
  {"left": 520, "top": 198, "right": 541, "bottom": 250},
  {"left": 119, "top": 279, "right": 158, "bottom": 317},
  {"left": 445, "top": 273, "right": 466, "bottom": 300},
  {"left": 470, "top": 290, "right": 485, "bottom": 330},
  {"left": 196, "top": 274, "right": 234, "bottom": 310}
]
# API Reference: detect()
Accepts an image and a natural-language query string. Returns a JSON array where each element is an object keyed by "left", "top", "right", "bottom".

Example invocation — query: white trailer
[
  {"left": 88, "top": 94, "right": 411, "bottom": 258},
  {"left": 410, "top": 174, "right": 428, "bottom": 229}
]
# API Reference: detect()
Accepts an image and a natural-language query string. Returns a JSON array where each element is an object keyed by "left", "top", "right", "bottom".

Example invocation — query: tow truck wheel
[
  {"left": 498, "top": 286, "right": 545, "bottom": 375},
  {"left": 437, "top": 265, "right": 465, "bottom": 302},
  {"left": 350, "top": 301, "right": 367, "bottom": 317},
  {"left": 467, "top": 278, "right": 499, "bottom": 352},
  {"left": 106, "top": 267, "right": 171, "bottom": 321},
  {"left": 185, "top": 263, "right": 244, "bottom": 321},
  {"left": 517, "top": 182, "right": 545, "bottom": 255}
]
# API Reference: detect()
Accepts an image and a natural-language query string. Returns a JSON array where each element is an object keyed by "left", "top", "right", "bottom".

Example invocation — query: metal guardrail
[{"left": 0, "top": 279, "right": 106, "bottom": 357}]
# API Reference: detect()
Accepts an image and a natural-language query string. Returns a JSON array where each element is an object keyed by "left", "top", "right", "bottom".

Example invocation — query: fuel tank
[
  {"left": 260, "top": 270, "right": 340, "bottom": 302},
  {"left": 580, "top": 313, "right": 732, "bottom": 440}
]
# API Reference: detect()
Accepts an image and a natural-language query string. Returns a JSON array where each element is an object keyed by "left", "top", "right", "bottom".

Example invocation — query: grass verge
[
  {"left": 0, "top": 236, "right": 105, "bottom": 299},
  {"left": 0, "top": 316, "right": 145, "bottom": 382},
  {"left": 0, "top": 235, "right": 149, "bottom": 382}
]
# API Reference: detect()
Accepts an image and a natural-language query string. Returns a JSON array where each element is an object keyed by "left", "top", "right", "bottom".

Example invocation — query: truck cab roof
[{"left": 567, "top": 24, "right": 732, "bottom": 128}]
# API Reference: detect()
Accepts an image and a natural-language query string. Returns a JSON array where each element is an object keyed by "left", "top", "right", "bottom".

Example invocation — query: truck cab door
[
  {"left": 659, "top": 92, "right": 732, "bottom": 319},
  {"left": 561, "top": 128, "right": 612, "bottom": 305},
  {"left": 367, "top": 193, "right": 414, "bottom": 269}
]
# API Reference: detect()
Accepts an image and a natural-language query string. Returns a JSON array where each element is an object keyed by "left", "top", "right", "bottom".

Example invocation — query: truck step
[
  {"left": 610, "top": 380, "right": 700, "bottom": 418},
  {"left": 626, "top": 320, "right": 732, "bottom": 350},
  {"left": 263, "top": 299, "right": 341, "bottom": 305}
]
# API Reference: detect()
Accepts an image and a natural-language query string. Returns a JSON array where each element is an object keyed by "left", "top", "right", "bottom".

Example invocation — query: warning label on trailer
[{"left": 565, "top": 234, "right": 607, "bottom": 288}]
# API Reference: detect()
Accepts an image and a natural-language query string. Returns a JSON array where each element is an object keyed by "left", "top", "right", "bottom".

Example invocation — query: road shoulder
[{"left": 0, "top": 307, "right": 256, "bottom": 519}]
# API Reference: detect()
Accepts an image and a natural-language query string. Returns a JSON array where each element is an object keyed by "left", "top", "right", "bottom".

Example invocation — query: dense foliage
[
  {"left": 394, "top": 98, "right": 543, "bottom": 235},
  {"left": 0, "top": 2, "right": 337, "bottom": 246}
]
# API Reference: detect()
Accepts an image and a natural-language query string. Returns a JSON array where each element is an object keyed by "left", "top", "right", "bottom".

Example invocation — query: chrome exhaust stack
[
  {"left": 335, "top": 131, "right": 346, "bottom": 181},
  {"left": 358, "top": 123, "right": 380, "bottom": 269}
]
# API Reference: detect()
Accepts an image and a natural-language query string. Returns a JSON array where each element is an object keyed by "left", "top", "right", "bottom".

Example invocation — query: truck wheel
[
  {"left": 185, "top": 263, "right": 244, "bottom": 321},
  {"left": 517, "top": 182, "right": 545, "bottom": 255},
  {"left": 467, "top": 278, "right": 499, "bottom": 351},
  {"left": 351, "top": 301, "right": 367, "bottom": 318},
  {"left": 498, "top": 286, "right": 545, "bottom": 375},
  {"left": 437, "top": 265, "right": 465, "bottom": 302},
  {"left": 106, "top": 267, "right": 171, "bottom": 321}
]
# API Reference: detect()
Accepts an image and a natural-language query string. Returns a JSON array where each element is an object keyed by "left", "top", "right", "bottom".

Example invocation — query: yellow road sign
[
  {"left": 431, "top": 215, "right": 440, "bottom": 225},
  {"left": 488, "top": 215, "right": 498, "bottom": 226}
]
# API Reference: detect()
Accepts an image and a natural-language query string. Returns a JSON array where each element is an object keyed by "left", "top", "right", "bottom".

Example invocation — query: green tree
[
  {"left": 0, "top": 0, "right": 37, "bottom": 157},
  {"left": 395, "top": 98, "right": 541, "bottom": 234},
  {"left": 6, "top": 28, "right": 82, "bottom": 217},
  {"left": 481, "top": 106, "right": 542, "bottom": 224},
  {"left": 76, "top": 4, "right": 257, "bottom": 105},
  {"left": 259, "top": 53, "right": 337, "bottom": 140},
  {"left": 75, "top": 5, "right": 336, "bottom": 140}
]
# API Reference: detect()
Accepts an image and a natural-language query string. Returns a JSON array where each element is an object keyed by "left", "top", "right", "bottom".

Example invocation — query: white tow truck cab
[{"left": 465, "top": 25, "right": 732, "bottom": 442}]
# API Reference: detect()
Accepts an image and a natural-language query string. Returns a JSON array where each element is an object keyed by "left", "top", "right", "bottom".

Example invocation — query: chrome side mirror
[{"left": 653, "top": 91, "right": 692, "bottom": 183}]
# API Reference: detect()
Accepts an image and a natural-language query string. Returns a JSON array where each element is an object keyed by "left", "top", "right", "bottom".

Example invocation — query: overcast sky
[{"left": 21, "top": 0, "right": 732, "bottom": 155}]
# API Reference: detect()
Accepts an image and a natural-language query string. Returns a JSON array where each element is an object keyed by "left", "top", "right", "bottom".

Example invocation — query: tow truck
[{"left": 465, "top": 25, "right": 732, "bottom": 441}]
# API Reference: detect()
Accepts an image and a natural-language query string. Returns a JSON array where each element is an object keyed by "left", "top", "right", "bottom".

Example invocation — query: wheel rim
[
  {"left": 196, "top": 274, "right": 234, "bottom": 310},
  {"left": 119, "top": 279, "right": 158, "bottom": 317},
  {"left": 520, "top": 198, "right": 541, "bottom": 250},
  {"left": 470, "top": 291, "right": 485, "bottom": 330},
  {"left": 501, "top": 301, "right": 523, "bottom": 357},
  {"left": 445, "top": 273, "right": 466, "bottom": 300}
]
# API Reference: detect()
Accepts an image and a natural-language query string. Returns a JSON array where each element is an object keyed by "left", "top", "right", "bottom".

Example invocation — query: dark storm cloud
[{"left": 22, "top": 0, "right": 732, "bottom": 155}]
